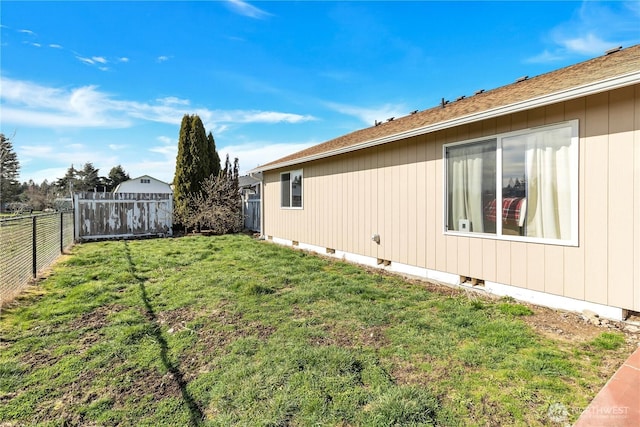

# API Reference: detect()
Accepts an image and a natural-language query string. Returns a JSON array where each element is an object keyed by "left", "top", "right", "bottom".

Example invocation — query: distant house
[
  {"left": 250, "top": 45, "right": 640, "bottom": 321},
  {"left": 78, "top": 175, "right": 173, "bottom": 240},
  {"left": 113, "top": 175, "right": 173, "bottom": 194}
]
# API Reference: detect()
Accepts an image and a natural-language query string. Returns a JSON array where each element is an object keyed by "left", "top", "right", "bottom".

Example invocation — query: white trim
[
  {"left": 250, "top": 70, "right": 640, "bottom": 173},
  {"left": 443, "top": 120, "right": 579, "bottom": 247},
  {"left": 482, "top": 281, "right": 624, "bottom": 321},
  {"left": 279, "top": 169, "right": 304, "bottom": 209},
  {"left": 266, "top": 237, "right": 625, "bottom": 321}
]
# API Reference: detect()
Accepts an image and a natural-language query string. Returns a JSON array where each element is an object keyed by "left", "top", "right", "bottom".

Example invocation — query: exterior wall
[
  {"left": 263, "top": 84, "right": 640, "bottom": 312},
  {"left": 114, "top": 177, "right": 172, "bottom": 194}
]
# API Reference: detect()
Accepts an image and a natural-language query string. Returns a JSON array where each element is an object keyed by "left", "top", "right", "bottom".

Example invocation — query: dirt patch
[
  {"left": 16, "top": 304, "right": 125, "bottom": 369},
  {"left": 178, "top": 307, "right": 277, "bottom": 381},
  {"left": 391, "top": 354, "right": 441, "bottom": 387},
  {"left": 156, "top": 306, "right": 198, "bottom": 334},
  {"left": 514, "top": 304, "right": 640, "bottom": 349},
  {"left": 110, "top": 366, "right": 183, "bottom": 405},
  {"left": 68, "top": 304, "right": 125, "bottom": 331},
  {"left": 312, "top": 323, "right": 390, "bottom": 349}
]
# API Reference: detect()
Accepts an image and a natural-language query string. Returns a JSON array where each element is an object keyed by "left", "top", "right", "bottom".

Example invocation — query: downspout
[{"left": 259, "top": 179, "right": 265, "bottom": 239}]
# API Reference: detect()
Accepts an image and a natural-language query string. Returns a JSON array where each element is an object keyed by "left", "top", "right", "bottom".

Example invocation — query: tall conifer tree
[
  {"left": 207, "top": 132, "right": 221, "bottom": 177},
  {"left": 0, "top": 133, "right": 20, "bottom": 212},
  {"left": 173, "top": 114, "right": 216, "bottom": 221}
]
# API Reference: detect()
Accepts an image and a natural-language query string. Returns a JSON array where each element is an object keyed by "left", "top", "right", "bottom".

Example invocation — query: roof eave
[{"left": 250, "top": 69, "right": 640, "bottom": 174}]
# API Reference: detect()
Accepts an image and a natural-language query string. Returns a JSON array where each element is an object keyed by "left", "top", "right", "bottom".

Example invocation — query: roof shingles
[{"left": 257, "top": 44, "right": 640, "bottom": 171}]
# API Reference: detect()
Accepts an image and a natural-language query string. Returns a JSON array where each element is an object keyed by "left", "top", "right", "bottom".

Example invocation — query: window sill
[{"left": 443, "top": 230, "right": 578, "bottom": 247}]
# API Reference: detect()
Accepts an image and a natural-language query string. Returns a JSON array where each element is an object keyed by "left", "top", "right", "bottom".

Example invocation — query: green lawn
[{"left": 0, "top": 234, "right": 634, "bottom": 426}]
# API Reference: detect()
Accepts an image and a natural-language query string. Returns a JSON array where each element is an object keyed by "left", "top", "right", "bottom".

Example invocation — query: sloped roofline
[
  {"left": 250, "top": 47, "right": 640, "bottom": 174},
  {"left": 113, "top": 175, "right": 172, "bottom": 193}
]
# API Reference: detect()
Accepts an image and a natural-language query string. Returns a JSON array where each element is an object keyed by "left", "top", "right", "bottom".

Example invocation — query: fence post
[
  {"left": 60, "top": 211, "right": 64, "bottom": 253},
  {"left": 32, "top": 216, "right": 37, "bottom": 278}
]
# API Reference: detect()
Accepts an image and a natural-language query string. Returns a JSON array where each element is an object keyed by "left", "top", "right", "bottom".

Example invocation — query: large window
[
  {"left": 281, "top": 169, "right": 303, "bottom": 208},
  {"left": 445, "top": 121, "right": 578, "bottom": 245}
]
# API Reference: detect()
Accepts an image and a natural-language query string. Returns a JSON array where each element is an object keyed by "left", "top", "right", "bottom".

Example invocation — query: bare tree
[{"left": 175, "top": 156, "right": 242, "bottom": 235}]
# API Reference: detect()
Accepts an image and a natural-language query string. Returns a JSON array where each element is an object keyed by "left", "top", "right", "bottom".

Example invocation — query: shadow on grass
[{"left": 124, "top": 241, "right": 204, "bottom": 426}]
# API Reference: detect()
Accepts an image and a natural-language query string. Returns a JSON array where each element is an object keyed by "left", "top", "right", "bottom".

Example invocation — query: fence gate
[
  {"left": 243, "top": 194, "right": 261, "bottom": 232},
  {"left": 74, "top": 192, "right": 173, "bottom": 241}
]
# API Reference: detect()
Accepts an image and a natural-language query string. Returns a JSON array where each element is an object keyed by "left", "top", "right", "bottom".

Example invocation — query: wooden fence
[
  {"left": 243, "top": 195, "right": 261, "bottom": 232},
  {"left": 74, "top": 192, "right": 173, "bottom": 241}
]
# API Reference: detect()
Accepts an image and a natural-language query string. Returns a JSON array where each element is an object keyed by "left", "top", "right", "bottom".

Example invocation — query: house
[
  {"left": 113, "top": 175, "right": 173, "bottom": 194},
  {"left": 250, "top": 45, "right": 640, "bottom": 321}
]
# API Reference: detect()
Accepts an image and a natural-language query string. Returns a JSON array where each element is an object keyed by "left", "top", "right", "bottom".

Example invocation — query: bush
[{"left": 175, "top": 156, "right": 243, "bottom": 235}]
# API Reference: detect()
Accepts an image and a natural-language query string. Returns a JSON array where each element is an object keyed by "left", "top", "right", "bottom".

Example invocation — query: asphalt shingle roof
[{"left": 257, "top": 44, "right": 640, "bottom": 171}]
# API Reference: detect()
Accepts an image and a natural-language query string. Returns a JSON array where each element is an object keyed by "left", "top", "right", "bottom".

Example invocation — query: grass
[{"left": 0, "top": 234, "right": 633, "bottom": 426}]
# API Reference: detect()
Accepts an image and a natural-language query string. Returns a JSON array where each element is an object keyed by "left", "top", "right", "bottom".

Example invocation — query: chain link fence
[{"left": 0, "top": 211, "right": 74, "bottom": 306}]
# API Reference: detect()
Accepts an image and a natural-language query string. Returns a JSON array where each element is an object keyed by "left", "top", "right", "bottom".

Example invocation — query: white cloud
[
  {"left": 324, "top": 101, "right": 407, "bottom": 126},
  {"left": 18, "top": 142, "right": 118, "bottom": 172},
  {"left": 1, "top": 78, "right": 131, "bottom": 127},
  {"left": 49, "top": 44, "right": 63, "bottom": 49},
  {"left": 149, "top": 144, "right": 176, "bottom": 158},
  {"left": 1, "top": 77, "right": 316, "bottom": 131},
  {"left": 108, "top": 144, "right": 128, "bottom": 150},
  {"left": 561, "top": 33, "right": 614, "bottom": 56},
  {"left": 118, "top": 57, "right": 129, "bottom": 63},
  {"left": 157, "top": 55, "right": 170, "bottom": 62},
  {"left": 77, "top": 56, "right": 95, "bottom": 65},
  {"left": 225, "top": 0, "right": 272, "bottom": 19},
  {"left": 18, "top": 29, "right": 35, "bottom": 36},
  {"left": 122, "top": 140, "right": 316, "bottom": 182},
  {"left": 30, "top": 43, "right": 41, "bottom": 48},
  {"left": 217, "top": 110, "right": 316, "bottom": 124},
  {"left": 92, "top": 56, "right": 107, "bottom": 64},
  {"left": 157, "top": 136, "right": 173, "bottom": 145},
  {"left": 525, "top": 49, "right": 567, "bottom": 64},
  {"left": 528, "top": 0, "right": 640, "bottom": 62},
  {"left": 160, "top": 97, "right": 190, "bottom": 106},
  {"left": 219, "top": 141, "right": 318, "bottom": 174}
]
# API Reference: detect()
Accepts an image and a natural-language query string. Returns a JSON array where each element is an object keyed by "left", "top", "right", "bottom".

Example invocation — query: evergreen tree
[
  {"left": 173, "top": 114, "right": 213, "bottom": 220},
  {"left": 107, "top": 165, "right": 130, "bottom": 191},
  {"left": 0, "top": 133, "right": 21, "bottom": 212},
  {"left": 55, "top": 165, "right": 78, "bottom": 197},
  {"left": 190, "top": 115, "right": 211, "bottom": 181},
  {"left": 78, "top": 162, "right": 100, "bottom": 192},
  {"left": 207, "top": 132, "right": 221, "bottom": 177}
]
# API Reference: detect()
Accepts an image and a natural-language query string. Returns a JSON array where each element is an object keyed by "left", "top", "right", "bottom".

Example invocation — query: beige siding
[
  {"left": 425, "top": 133, "right": 437, "bottom": 270},
  {"left": 263, "top": 84, "right": 640, "bottom": 311},
  {"left": 607, "top": 87, "right": 636, "bottom": 308},
  {"left": 635, "top": 84, "right": 640, "bottom": 311},
  {"left": 563, "top": 97, "right": 587, "bottom": 300},
  {"left": 584, "top": 92, "right": 609, "bottom": 304}
]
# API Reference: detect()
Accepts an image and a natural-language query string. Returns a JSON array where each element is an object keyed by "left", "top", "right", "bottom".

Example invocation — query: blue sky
[{"left": 1, "top": 1, "right": 639, "bottom": 184}]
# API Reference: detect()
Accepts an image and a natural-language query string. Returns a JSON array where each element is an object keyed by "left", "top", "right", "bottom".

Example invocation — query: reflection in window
[
  {"left": 445, "top": 121, "right": 577, "bottom": 244},
  {"left": 447, "top": 140, "right": 496, "bottom": 233},
  {"left": 503, "top": 126, "right": 572, "bottom": 240},
  {"left": 281, "top": 169, "right": 303, "bottom": 208}
]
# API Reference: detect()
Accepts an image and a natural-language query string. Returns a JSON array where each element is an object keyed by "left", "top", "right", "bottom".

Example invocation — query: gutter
[{"left": 249, "top": 70, "right": 640, "bottom": 174}]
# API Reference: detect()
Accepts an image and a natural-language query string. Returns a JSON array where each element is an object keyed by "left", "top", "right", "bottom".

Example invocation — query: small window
[
  {"left": 281, "top": 169, "right": 303, "bottom": 208},
  {"left": 445, "top": 121, "right": 578, "bottom": 245},
  {"left": 140, "top": 178, "right": 151, "bottom": 184}
]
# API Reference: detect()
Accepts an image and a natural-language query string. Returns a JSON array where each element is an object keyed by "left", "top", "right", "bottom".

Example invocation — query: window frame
[
  {"left": 443, "top": 120, "right": 579, "bottom": 247},
  {"left": 280, "top": 169, "right": 304, "bottom": 209}
]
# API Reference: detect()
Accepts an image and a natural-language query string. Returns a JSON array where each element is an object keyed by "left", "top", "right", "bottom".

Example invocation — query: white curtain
[
  {"left": 450, "top": 146, "right": 486, "bottom": 232},
  {"left": 524, "top": 127, "right": 572, "bottom": 240}
]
